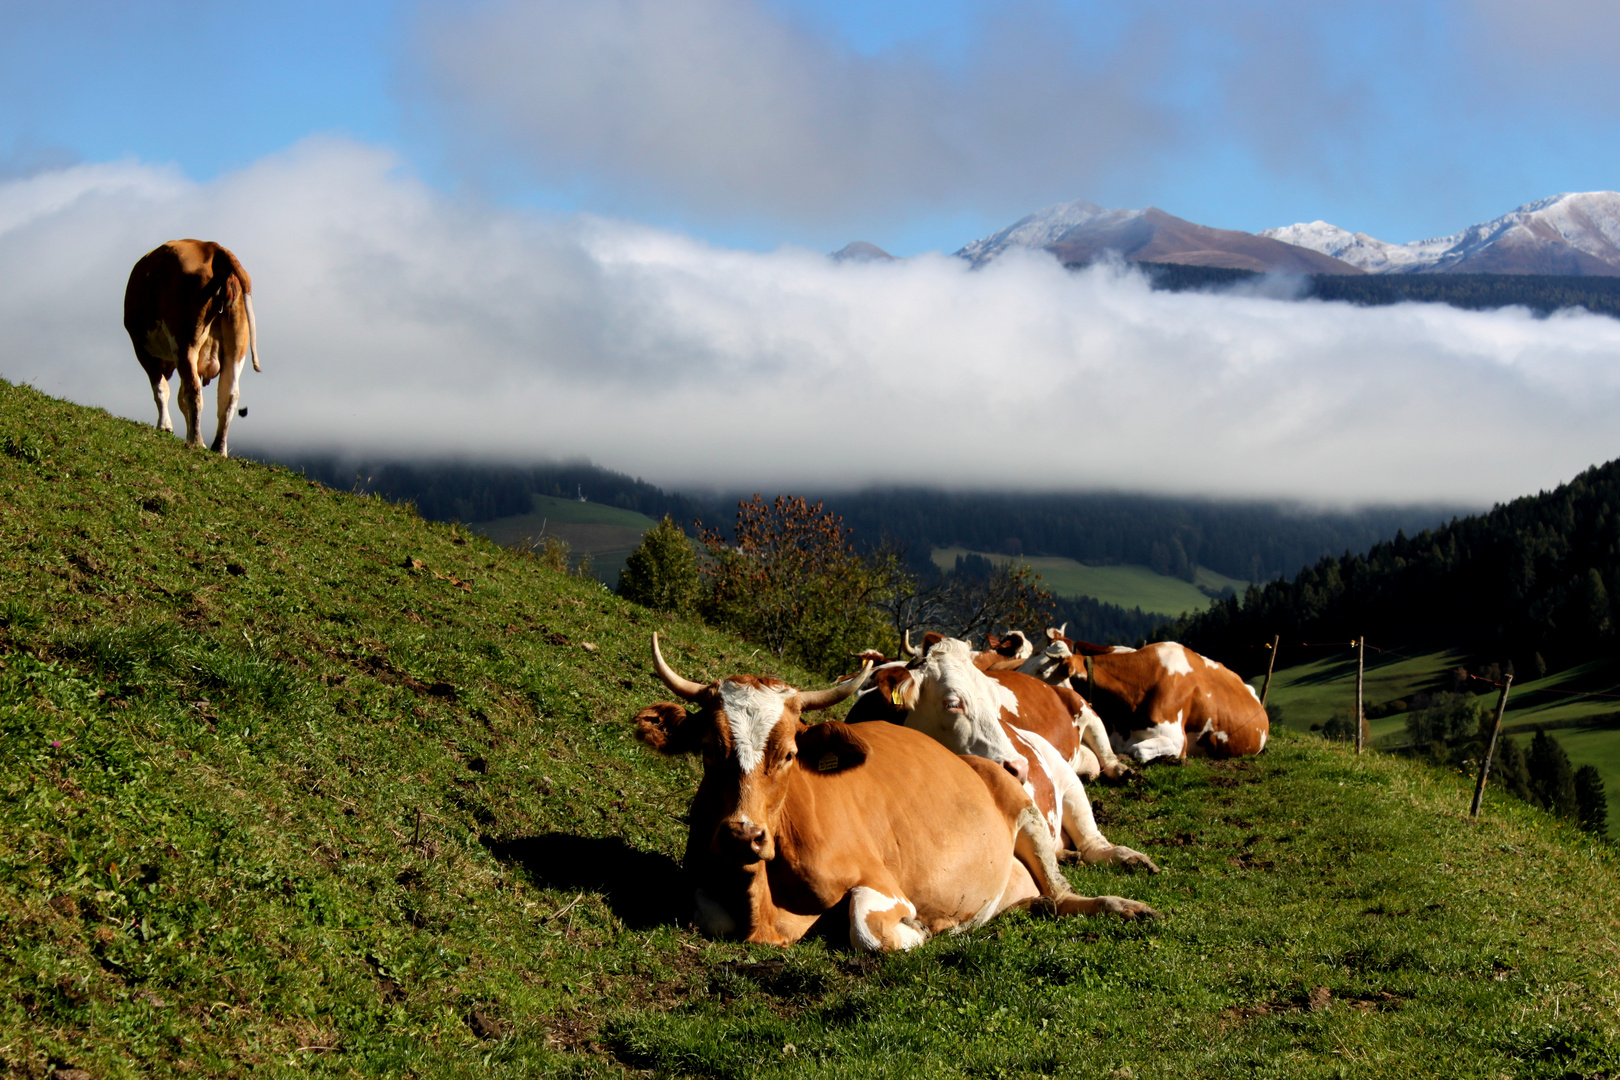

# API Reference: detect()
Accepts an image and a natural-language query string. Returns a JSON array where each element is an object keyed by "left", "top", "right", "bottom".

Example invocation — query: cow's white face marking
[
  {"left": 719, "top": 680, "right": 794, "bottom": 774},
  {"left": 1154, "top": 642, "right": 1194, "bottom": 676},
  {"left": 913, "top": 639, "right": 1022, "bottom": 765}
]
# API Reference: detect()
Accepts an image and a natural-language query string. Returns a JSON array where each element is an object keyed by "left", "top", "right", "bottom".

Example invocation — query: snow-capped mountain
[
  {"left": 1263, "top": 192, "right": 1620, "bottom": 275},
  {"left": 956, "top": 199, "right": 1120, "bottom": 266},
  {"left": 956, "top": 200, "right": 1361, "bottom": 274}
]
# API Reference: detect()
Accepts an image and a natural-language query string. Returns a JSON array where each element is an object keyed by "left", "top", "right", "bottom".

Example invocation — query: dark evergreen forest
[
  {"left": 1130, "top": 262, "right": 1620, "bottom": 319},
  {"left": 1168, "top": 459, "right": 1620, "bottom": 679}
]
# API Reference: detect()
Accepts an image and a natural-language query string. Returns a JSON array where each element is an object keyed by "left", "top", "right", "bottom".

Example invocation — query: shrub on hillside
[
  {"left": 1405, "top": 693, "right": 1485, "bottom": 748},
  {"left": 620, "top": 516, "right": 700, "bottom": 614},
  {"left": 698, "top": 495, "right": 892, "bottom": 676}
]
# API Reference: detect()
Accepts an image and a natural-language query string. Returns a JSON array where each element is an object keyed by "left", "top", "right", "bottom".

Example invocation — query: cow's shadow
[{"left": 483, "top": 833, "right": 687, "bottom": 929}]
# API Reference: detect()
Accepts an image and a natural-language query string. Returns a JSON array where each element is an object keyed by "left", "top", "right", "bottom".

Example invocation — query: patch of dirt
[
  {"left": 1225, "top": 852, "right": 1275, "bottom": 871},
  {"left": 1223, "top": 986, "right": 1407, "bottom": 1024}
]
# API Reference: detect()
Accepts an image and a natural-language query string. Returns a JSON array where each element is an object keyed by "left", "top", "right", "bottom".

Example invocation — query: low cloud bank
[{"left": 1, "top": 138, "right": 1617, "bottom": 505}]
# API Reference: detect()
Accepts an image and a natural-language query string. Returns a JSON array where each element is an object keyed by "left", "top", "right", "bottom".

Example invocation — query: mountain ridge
[{"left": 953, "top": 191, "right": 1620, "bottom": 277}]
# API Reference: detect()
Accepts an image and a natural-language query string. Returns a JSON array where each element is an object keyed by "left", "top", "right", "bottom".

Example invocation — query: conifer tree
[
  {"left": 1575, "top": 765, "right": 1609, "bottom": 838},
  {"left": 1528, "top": 729, "right": 1579, "bottom": 821}
]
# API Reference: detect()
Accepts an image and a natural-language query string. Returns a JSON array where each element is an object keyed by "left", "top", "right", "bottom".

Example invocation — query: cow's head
[
  {"left": 634, "top": 634, "right": 870, "bottom": 864},
  {"left": 905, "top": 638, "right": 1028, "bottom": 781}
]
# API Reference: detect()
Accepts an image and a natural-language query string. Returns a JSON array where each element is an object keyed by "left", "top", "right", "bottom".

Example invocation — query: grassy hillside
[
  {"left": 470, "top": 495, "right": 658, "bottom": 587},
  {"left": 931, "top": 548, "right": 1244, "bottom": 617},
  {"left": 3, "top": 381, "right": 1620, "bottom": 1078},
  {"left": 1262, "top": 648, "right": 1620, "bottom": 827}
]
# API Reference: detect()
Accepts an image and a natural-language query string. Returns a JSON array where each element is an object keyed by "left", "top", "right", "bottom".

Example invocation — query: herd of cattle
[
  {"left": 634, "top": 628, "right": 1269, "bottom": 952},
  {"left": 116, "top": 239, "right": 1273, "bottom": 955}
]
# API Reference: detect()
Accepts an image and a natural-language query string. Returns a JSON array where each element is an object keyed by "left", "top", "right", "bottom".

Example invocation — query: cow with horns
[
  {"left": 633, "top": 634, "right": 1158, "bottom": 951},
  {"left": 123, "top": 239, "right": 260, "bottom": 457},
  {"left": 847, "top": 637, "right": 1157, "bottom": 872}
]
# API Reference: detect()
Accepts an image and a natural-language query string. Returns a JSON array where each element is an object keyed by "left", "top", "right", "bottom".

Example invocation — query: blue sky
[{"left": 6, "top": 0, "right": 1619, "bottom": 256}]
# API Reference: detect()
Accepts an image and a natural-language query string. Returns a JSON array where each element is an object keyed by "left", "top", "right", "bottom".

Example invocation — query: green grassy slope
[
  {"left": 1262, "top": 648, "right": 1620, "bottom": 830},
  {"left": 931, "top": 548, "right": 1244, "bottom": 617},
  {"left": 3, "top": 381, "right": 1619, "bottom": 1078},
  {"left": 469, "top": 495, "right": 659, "bottom": 587}
]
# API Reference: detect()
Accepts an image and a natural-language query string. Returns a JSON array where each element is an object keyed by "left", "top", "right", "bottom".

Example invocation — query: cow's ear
[
  {"left": 797, "top": 721, "right": 870, "bottom": 774},
  {"left": 634, "top": 702, "right": 701, "bottom": 755},
  {"left": 870, "top": 666, "right": 917, "bottom": 712}
]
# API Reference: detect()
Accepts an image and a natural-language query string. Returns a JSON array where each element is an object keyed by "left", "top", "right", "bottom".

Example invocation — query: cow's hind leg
[
  {"left": 847, "top": 884, "right": 929, "bottom": 952},
  {"left": 211, "top": 354, "right": 245, "bottom": 456},
  {"left": 176, "top": 345, "right": 205, "bottom": 448},
  {"left": 148, "top": 370, "right": 173, "bottom": 434}
]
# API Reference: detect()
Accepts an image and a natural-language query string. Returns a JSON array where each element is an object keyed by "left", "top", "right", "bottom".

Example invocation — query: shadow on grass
[{"left": 483, "top": 833, "right": 687, "bottom": 929}]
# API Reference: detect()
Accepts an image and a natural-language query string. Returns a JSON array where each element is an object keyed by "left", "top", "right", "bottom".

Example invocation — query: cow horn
[
  {"left": 1057, "top": 622, "right": 1068, "bottom": 637},
  {"left": 902, "top": 630, "right": 919, "bottom": 657},
  {"left": 650, "top": 633, "right": 706, "bottom": 700},
  {"left": 797, "top": 662, "right": 872, "bottom": 711}
]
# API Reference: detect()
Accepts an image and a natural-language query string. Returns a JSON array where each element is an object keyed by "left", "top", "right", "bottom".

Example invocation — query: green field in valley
[
  {"left": 932, "top": 547, "right": 1248, "bottom": 617},
  {"left": 1260, "top": 646, "right": 1620, "bottom": 829},
  {"left": 470, "top": 494, "right": 658, "bottom": 587},
  {"left": 2, "top": 379, "right": 1619, "bottom": 1077}
]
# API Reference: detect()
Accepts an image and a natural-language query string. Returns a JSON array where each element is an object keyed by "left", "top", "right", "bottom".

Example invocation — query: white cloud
[{"left": 1, "top": 137, "right": 1618, "bottom": 505}]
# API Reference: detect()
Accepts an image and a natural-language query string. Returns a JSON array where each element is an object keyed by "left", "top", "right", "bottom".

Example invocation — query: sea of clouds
[{"left": 1, "top": 136, "right": 1618, "bottom": 505}]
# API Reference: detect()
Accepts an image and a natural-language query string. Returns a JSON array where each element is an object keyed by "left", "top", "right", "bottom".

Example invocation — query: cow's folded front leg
[{"left": 847, "top": 884, "right": 930, "bottom": 952}]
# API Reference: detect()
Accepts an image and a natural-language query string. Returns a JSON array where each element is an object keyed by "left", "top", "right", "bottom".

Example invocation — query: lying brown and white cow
[
  {"left": 123, "top": 239, "right": 259, "bottom": 457},
  {"left": 891, "top": 630, "right": 1128, "bottom": 780},
  {"left": 847, "top": 639, "right": 1157, "bottom": 872},
  {"left": 1021, "top": 637, "right": 1269, "bottom": 763},
  {"left": 634, "top": 635, "right": 1156, "bottom": 950}
]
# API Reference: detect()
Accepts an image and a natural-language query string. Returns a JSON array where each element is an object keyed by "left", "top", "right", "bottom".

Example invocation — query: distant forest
[
  {"left": 1129, "top": 262, "right": 1620, "bottom": 318},
  {"left": 1169, "top": 458, "right": 1620, "bottom": 679},
  {"left": 268, "top": 455, "right": 1454, "bottom": 645}
]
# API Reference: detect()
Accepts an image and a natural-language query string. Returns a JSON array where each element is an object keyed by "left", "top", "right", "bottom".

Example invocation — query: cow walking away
[
  {"left": 123, "top": 239, "right": 259, "bottom": 457},
  {"left": 633, "top": 634, "right": 1157, "bottom": 951}
]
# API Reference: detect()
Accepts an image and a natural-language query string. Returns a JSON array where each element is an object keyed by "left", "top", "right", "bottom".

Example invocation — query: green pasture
[
  {"left": 931, "top": 548, "right": 1246, "bottom": 618},
  {"left": 1260, "top": 646, "right": 1620, "bottom": 832},
  {"left": 1, "top": 379, "right": 1618, "bottom": 1078},
  {"left": 471, "top": 494, "right": 659, "bottom": 587}
]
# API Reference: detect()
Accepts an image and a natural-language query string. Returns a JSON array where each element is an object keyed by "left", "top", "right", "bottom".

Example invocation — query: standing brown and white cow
[
  {"left": 847, "top": 639, "right": 1158, "bottom": 872},
  {"left": 1022, "top": 637, "right": 1269, "bottom": 763},
  {"left": 123, "top": 239, "right": 259, "bottom": 457},
  {"left": 634, "top": 635, "right": 1156, "bottom": 951}
]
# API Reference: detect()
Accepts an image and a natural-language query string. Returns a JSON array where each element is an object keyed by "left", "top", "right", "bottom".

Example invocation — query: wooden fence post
[
  {"left": 1354, "top": 637, "right": 1365, "bottom": 755},
  {"left": 1259, "top": 634, "right": 1280, "bottom": 708},
  {"left": 1470, "top": 674, "right": 1515, "bottom": 817}
]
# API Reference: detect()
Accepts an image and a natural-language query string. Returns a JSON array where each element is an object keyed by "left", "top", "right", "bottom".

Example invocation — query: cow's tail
[
  {"left": 213, "top": 246, "right": 259, "bottom": 372},
  {"left": 245, "top": 291, "right": 259, "bottom": 372}
]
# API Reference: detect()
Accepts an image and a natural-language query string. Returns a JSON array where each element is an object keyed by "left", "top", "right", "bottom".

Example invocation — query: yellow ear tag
[
  {"left": 890, "top": 687, "right": 905, "bottom": 706},
  {"left": 817, "top": 753, "right": 841, "bottom": 772}
]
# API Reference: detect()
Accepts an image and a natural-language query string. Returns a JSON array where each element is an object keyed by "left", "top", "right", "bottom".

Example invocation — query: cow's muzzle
[{"left": 715, "top": 818, "right": 772, "bottom": 863}]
